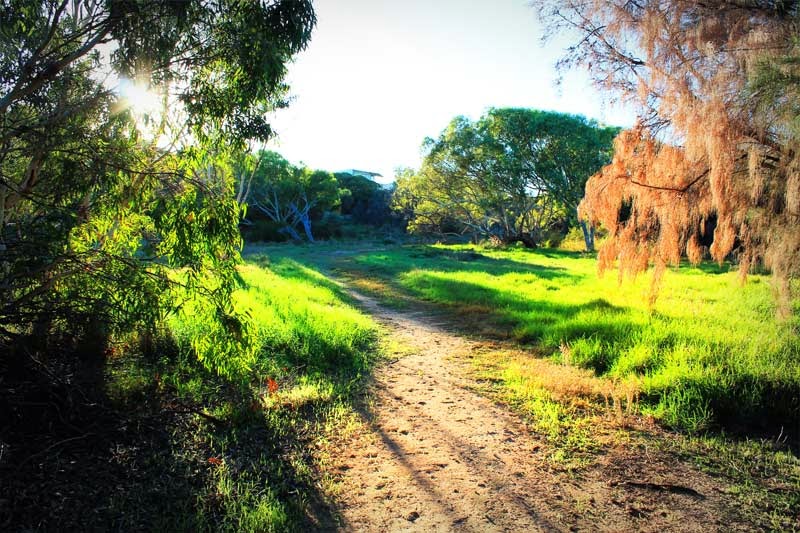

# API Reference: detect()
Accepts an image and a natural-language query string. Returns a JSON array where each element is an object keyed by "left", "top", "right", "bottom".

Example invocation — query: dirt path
[{"left": 326, "top": 289, "right": 748, "bottom": 532}]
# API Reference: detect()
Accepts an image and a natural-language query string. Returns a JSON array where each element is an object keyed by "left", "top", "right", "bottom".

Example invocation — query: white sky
[{"left": 266, "top": 0, "right": 637, "bottom": 184}]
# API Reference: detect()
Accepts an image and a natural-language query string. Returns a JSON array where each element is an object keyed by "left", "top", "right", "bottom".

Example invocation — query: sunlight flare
[{"left": 117, "top": 77, "right": 162, "bottom": 115}]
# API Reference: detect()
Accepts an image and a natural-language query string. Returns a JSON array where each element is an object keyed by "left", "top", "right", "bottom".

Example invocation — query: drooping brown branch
[{"left": 629, "top": 167, "right": 710, "bottom": 193}]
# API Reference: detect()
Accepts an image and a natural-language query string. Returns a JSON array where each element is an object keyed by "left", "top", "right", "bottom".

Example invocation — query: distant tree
[
  {"left": 335, "top": 172, "right": 394, "bottom": 226},
  {"left": 336, "top": 172, "right": 379, "bottom": 219},
  {"left": 245, "top": 151, "right": 340, "bottom": 242},
  {"left": 482, "top": 108, "right": 619, "bottom": 250},
  {"left": 396, "top": 109, "right": 616, "bottom": 248},
  {"left": 392, "top": 164, "right": 478, "bottom": 236},
  {"left": 533, "top": 0, "right": 800, "bottom": 308},
  {"left": 392, "top": 167, "right": 425, "bottom": 231}
]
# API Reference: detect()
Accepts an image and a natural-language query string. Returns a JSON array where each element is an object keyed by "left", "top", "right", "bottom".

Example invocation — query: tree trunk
[
  {"left": 299, "top": 212, "right": 315, "bottom": 242},
  {"left": 519, "top": 234, "right": 538, "bottom": 249},
  {"left": 281, "top": 224, "right": 302, "bottom": 241},
  {"left": 580, "top": 220, "right": 595, "bottom": 252}
]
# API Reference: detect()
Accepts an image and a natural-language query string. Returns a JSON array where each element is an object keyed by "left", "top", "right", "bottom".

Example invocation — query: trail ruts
[{"left": 326, "top": 288, "right": 748, "bottom": 532}]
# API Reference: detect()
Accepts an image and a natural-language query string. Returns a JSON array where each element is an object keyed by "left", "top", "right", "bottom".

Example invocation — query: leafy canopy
[
  {"left": 240, "top": 150, "right": 341, "bottom": 242},
  {"left": 395, "top": 108, "right": 616, "bottom": 248},
  {"left": 1, "top": 0, "right": 315, "bottom": 377}
]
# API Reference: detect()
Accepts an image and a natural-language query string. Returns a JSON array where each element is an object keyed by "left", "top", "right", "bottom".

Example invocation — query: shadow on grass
[
  {"left": 325, "top": 246, "right": 800, "bottom": 444},
  {"left": 244, "top": 253, "right": 358, "bottom": 307},
  {"left": 399, "top": 273, "right": 637, "bottom": 369},
  {"left": 399, "top": 274, "right": 800, "bottom": 440},
  {"left": 0, "top": 338, "right": 344, "bottom": 531},
  {"left": 360, "top": 245, "right": 580, "bottom": 281},
  {"left": 652, "top": 372, "right": 800, "bottom": 444},
  {"left": 687, "top": 261, "right": 734, "bottom": 276}
]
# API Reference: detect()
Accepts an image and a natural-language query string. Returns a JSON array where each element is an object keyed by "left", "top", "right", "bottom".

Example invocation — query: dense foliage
[
  {"left": 393, "top": 108, "right": 617, "bottom": 249},
  {"left": 238, "top": 159, "right": 399, "bottom": 243},
  {"left": 0, "top": 0, "right": 314, "bottom": 367},
  {"left": 534, "top": 0, "right": 800, "bottom": 308},
  {"left": 335, "top": 171, "right": 395, "bottom": 227}
]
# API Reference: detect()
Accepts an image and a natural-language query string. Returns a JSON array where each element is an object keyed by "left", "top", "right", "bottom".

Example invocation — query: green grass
[
  {"left": 320, "top": 243, "right": 800, "bottom": 437},
  {"left": 101, "top": 250, "right": 381, "bottom": 531},
  {"left": 274, "top": 240, "right": 797, "bottom": 527},
  {"left": 16, "top": 239, "right": 798, "bottom": 530},
  {"left": 108, "top": 240, "right": 798, "bottom": 529}
]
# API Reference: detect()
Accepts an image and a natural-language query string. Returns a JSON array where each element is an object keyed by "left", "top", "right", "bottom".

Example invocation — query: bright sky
[{"left": 266, "top": 0, "right": 637, "bottom": 184}]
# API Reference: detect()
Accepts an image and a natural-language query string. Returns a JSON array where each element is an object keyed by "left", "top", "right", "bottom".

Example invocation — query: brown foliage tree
[{"left": 534, "top": 0, "right": 800, "bottom": 310}]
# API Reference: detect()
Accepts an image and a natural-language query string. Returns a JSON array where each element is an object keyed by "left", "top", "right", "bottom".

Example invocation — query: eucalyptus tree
[
  {"left": 244, "top": 151, "right": 340, "bottom": 242},
  {"left": 0, "top": 0, "right": 315, "bottom": 374},
  {"left": 484, "top": 108, "right": 618, "bottom": 250},
  {"left": 397, "top": 109, "right": 616, "bottom": 248}
]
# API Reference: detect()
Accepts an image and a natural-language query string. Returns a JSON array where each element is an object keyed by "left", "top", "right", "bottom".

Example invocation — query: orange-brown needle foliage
[{"left": 536, "top": 0, "right": 800, "bottom": 310}]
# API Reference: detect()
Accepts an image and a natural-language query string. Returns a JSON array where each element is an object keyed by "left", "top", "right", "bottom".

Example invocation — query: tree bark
[
  {"left": 299, "top": 212, "right": 315, "bottom": 242},
  {"left": 280, "top": 225, "right": 302, "bottom": 240},
  {"left": 580, "top": 220, "right": 595, "bottom": 252}
]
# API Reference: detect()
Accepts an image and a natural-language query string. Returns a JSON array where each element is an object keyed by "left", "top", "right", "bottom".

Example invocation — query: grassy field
[
  {"left": 247, "top": 241, "right": 800, "bottom": 528},
  {"left": 155, "top": 252, "right": 381, "bottom": 531},
  {"left": 296, "top": 243, "right": 800, "bottom": 437},
  {"left": 14, "top": 240, "right": 797, "bottom": 530},
  {"left": 4, "top": 250, "right": 381, "bottom": 532}
]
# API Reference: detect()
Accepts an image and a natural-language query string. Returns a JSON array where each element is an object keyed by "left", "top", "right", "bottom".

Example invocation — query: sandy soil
[{"left": 325, "top": 289, "right": 749, "bottom": 532}]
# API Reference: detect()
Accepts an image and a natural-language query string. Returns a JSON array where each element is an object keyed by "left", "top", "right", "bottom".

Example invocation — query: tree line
[
  {"left": 234, "top": 151, "right": 397, "bottom": 243},
  {"left": 393, "top": 108, "right": 618, "bottom": 250},
  {"left": 235, "top": 110, "right": 618, "bottom": 252}
]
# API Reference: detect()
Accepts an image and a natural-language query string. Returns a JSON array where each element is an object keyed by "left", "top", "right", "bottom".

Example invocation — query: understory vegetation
[{"left": 1, "top": 254, "right": 378, "bottom": 531}]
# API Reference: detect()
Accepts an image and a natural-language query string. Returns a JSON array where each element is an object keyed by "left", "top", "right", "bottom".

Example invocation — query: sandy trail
[{"left": 327, "top": 289, "right": 746, "bottom": 532}]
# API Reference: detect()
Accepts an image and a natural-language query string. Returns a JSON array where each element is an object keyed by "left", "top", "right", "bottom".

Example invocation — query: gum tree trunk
[{"left": 580, "top": 220, "right": 595, "bottom": 252}]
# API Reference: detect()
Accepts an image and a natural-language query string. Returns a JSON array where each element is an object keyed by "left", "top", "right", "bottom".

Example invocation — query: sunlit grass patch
[
  {"left": 255, "top": 376, "right": 335, "bottom": 411},
  {"left": 462, "top": 345, "right": 598, "bottom": 467},
  {"left": 342, "top": 275, "right": 413, "bottom": 309},
  {"left": 349, "top": 276, "right": 391, "bottom": 296},
  {"left": 205, "top": 462, "right": 289, "bottom": 533},
  {"left": 524, "top": 354, "right": 605, "bottom": 400},
  {"left": 114, "top": 250, "right": 383, "bottom": 531},
  {"left": 236, "top": 259, "right": 377, "bottom": 375},
  {"left": 329, "top": 243, "right": 800, "bottom": 437}
]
